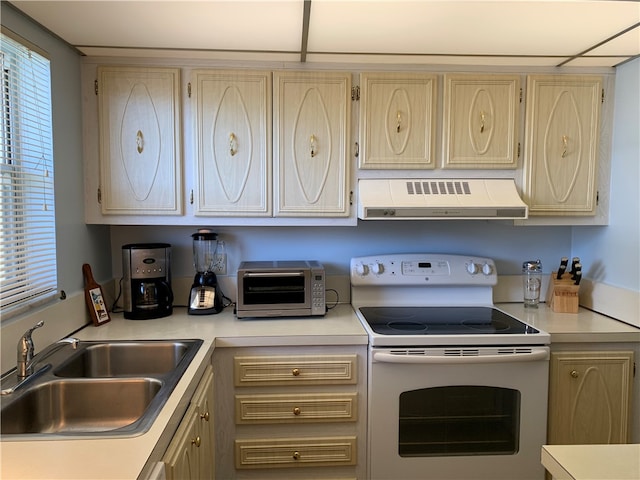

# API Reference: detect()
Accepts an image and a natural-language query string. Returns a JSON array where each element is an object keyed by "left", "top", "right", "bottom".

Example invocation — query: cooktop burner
[{"left": 358, "top": 306, "right": 540, "bottom": 336}]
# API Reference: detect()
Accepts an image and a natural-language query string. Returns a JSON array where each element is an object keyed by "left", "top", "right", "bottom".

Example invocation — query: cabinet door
[
  {"left": 548, "top": 351, "right": 634, "bottom": 445},
  {"left": 523, "top": 75, "right": 602, "bottom": 215},
  {"left": 192, "top": 366, "right": 215, "bottom": 480},
  {"left": 163, "top": 404, "right": 200, "bottom": 480},
  {"left": 97, "top": 66, "right": 182, "bottom": 215},
  {"left": 193, "top": 70, "right": 272, "bottom": 216},
  {"left": 359, "top": 72, "right": 437, "bottom": 169},
  {"left": 274, "top": 71, "right": 351, "bottom": 217},
  {"left": 443, "top": 74, "right": 520, "bottom": 169}
]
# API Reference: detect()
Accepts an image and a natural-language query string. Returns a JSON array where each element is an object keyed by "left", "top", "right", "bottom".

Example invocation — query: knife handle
[
  {"left": 556, "top": 257, "right": 568, "bottom": 279},
  {"left": 570, "top": 257, "right": 580, "bottom": 275},
  {"left": 571, "top": 264, "right": 582, "bottom": 280}
]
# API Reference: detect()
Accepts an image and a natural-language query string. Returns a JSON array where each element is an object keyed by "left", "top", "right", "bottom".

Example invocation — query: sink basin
[
  {"left": 0, "top": 338, "right": 203, "bottom": 437},
  {"left": 1, "top": 378, "right": 162, "bottom": 434},
  {"left": 54, "top": 340, "right": 195, "bottom": 377}
]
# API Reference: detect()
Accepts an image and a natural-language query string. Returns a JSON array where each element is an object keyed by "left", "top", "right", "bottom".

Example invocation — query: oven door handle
[{"left": 372, "top": 349, "right": 549, "bottom": 364}]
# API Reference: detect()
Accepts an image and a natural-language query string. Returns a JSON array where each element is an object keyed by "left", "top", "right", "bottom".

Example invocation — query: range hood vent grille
[
  {"left": 357, "top": 178, "right": 528, "bottom": 220},
  {"left": 407, "top": 180, "right": 471, "bottom": 196}
]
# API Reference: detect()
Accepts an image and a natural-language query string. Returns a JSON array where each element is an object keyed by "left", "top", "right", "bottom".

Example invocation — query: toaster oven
[{"left": 236, "top": 261, "right": 325, "bottom": 318}]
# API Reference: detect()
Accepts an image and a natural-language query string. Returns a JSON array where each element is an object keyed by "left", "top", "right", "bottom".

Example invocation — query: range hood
[{"left": 357, "top": 178, "right": 528, "bottom": 220}]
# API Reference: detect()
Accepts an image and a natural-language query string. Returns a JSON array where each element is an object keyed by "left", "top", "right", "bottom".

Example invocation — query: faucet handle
[{"left": 23, "top": 320, "right": 44, "bottom": 340}]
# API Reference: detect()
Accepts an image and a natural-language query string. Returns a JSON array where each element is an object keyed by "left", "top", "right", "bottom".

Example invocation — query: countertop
[
  {"left": 0, "top": 304, "right": 366, "bottom": 480},
  {"left": 1, "top": 302, "right": 638, "bottom": 480},
  {"left": 497, "top": 303, "right": 640, "bottom": 343},
  {"left": 541, "top": 444, "right": 640, "bottom": 479}
]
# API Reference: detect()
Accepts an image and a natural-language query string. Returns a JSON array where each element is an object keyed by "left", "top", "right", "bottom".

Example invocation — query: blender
[{"left": 188, "top": 229, "right": 223, "bottom": 315}]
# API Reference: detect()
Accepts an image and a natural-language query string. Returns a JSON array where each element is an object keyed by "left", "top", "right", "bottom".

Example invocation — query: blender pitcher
[{"left": 188, "top": 229, "right": 223, "bottom": 315}]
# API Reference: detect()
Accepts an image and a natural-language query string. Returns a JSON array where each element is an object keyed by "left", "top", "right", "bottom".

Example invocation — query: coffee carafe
[
  {"left": 188, "top": 230, "right": 224, "bottom": 315},
  {"left": 122, "top": 243, "right": 173, "bottom": 320}
]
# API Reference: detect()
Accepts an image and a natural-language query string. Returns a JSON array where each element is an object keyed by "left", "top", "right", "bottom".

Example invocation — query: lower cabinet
[
  {"left": 548, "top": 350, "right": 634, "bottom": 445},
  {"left": 213, "top": 345, "right": 367, "bottom": 479},
  {"left": 164, "top": 365, "right": 215, "bottom": 480}
]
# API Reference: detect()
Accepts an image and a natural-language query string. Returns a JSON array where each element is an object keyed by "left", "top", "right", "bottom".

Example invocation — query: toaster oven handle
[
  {"left": 373, "top": 349, "right": 549, "bottom": 364},
  {"left": 242, "top": 272, "right": 305, "bottom": 277}
]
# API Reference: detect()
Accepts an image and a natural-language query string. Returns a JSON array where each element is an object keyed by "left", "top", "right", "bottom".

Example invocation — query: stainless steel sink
[
  {"left": 1, "top": 378, "right": 162, "bottom": 434},
  {"left": 54, "top": 340, "right": 195, "bottom": 377},
  {"left": 0, "top": 339, "right": 203, "bottom": 437}
]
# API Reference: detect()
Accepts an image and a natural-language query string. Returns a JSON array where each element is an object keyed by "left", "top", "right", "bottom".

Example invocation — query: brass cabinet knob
[
  {"left": 570, "top": 370, "right": 579, "bottom": 378},
  {"left": 292, "top": 368, "right": 300, "bottom": 376},
  {"left": 192, "top": 436, "right": 201, "bottom": 447},
  {"left": 200, "top": 411, "right": 210, "bottom": 422},
  {"left": 292, "top": 451, "right": 300, "bottom": 460},
  {"left": 293, "top": 407, "right": 301, "bottom": 416}
]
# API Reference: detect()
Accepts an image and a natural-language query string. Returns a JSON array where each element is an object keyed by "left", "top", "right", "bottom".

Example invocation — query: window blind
[{"left": 0, "top": 29, "right": 57, "bottom": 317}]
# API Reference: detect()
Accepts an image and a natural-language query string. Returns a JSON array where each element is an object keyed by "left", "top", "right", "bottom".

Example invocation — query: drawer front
[
  {"left": 235, "top": 436, "right": 357, "bottom": 469},
  {"left": 234, "top": 355, "right": 357, "bottom": 386},
  {"left": 236, "top": 393, "right": 358, "bottom": 424}
]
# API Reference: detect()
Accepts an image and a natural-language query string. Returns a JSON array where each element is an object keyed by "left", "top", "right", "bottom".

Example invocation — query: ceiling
[{"left": 7, "top": 1, "right": 640, "bottom": 68}]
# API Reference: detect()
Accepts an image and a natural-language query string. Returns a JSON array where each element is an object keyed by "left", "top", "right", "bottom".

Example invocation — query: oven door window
[
  {"left": 399, "top": 386, "right": 520, "bottom": 457},
  {"left": 243, "top": 274, "right": 306, "bottom": 305}
]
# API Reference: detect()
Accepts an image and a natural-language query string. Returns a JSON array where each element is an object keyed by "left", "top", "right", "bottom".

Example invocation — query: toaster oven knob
[{"left": 482, "top": 263, "right": 493, "bottom": 275}]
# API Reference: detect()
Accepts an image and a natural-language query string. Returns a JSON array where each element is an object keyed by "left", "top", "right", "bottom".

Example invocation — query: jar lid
[
  {"left": 523, "top": 259, "right": 542, "bottom": 271},
  {"left": 192, "top": 228, "right": 217, "bottom": 240}
]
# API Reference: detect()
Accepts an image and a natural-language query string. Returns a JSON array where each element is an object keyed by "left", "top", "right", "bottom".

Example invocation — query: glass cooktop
[{"left": 358, "top": 306, "right": 540, "bottom": 336}]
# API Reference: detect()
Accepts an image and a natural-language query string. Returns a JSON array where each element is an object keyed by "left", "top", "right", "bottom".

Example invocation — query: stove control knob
[
  {"left": 466, "top": 262, "right": 479, "bottom": 275},
  {"left": 355, "top": 263, "right": 369, "bottom": 276},
  {"left": 482, "top": 263, "right": 493, "bottom": 275},
  {"left": 371, "top": 262, "right": 385, "bottom": 275}
]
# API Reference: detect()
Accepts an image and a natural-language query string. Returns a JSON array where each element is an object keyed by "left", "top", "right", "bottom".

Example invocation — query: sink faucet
[{"left": 16, "top": 321, "right": 79, "bottom": 379}]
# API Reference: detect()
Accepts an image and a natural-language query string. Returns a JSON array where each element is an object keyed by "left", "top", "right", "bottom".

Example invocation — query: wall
[{"left": 0, "top": 4, "right": 111, "bottom": 371}]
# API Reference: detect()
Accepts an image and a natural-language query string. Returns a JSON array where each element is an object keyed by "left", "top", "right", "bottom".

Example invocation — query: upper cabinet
[
  {"left": 523, "top": 75, "right": 603, "bottom": 216},
  {"left": 442, "top": 74, "right": 520, "bottom": 169},
  {"left": 274, "top": 71, "right": 351, "bottom": 217},
  {"left": 192, "top": 70, "right": 272, "bottom": 216},
  {"left": 96, "top": 66, "right": 183, "bottom": 215},
  {"left": 359, "top": 72, "right": 437, "bottom": 169}
]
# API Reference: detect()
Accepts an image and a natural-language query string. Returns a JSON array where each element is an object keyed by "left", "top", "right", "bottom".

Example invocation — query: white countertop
[
  {"left": 1, "top": 303, "right": 638, "bottom": 479},
  {"left": 542, "top": 444, "right": 640, "bottom": 479},
  {"left": 497, "top": 303, "right": 640, "bottom": 343},
  {"left": 0, "top": 304, "right": 366, "bottom": 480}
]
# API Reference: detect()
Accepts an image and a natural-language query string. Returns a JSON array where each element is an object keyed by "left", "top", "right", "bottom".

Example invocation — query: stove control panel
[{"left": 351, "top": 254, "right": 497, "bottom": 286}]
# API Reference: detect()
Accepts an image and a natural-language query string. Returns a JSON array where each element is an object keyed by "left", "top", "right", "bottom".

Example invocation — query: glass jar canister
[{"left": 522, "top": 260, "right": 542, "bottom": 308}]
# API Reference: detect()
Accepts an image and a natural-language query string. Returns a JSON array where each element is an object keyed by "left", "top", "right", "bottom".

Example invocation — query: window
[{"left": 0, "top": 29, "right": 56, "bottom": 319}]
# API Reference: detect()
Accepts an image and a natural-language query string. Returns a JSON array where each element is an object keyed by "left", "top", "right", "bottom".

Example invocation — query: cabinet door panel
[
  {"left": 194, "top": 70, "right": 271, "bottom": 216},
  {"left": 163, "top": 404, "right": 199, "bottom": 480},
  {"left": 524, "top": 75, "right": 602, "bottom": 215},
  {"left": 359, "top": 73, "right": 437, "bottom": 169},
  {"left": 548, "top": 351, "right": 633, "bottom": 445},
  {"left": 98, "top": 66, "right": 182, "bottom": 215},
  {"left": 443, "top": 74, "right": 520, "bottom": 168},
  {"left": 274, "top": 71, "right": 350, "bottom": 217}
]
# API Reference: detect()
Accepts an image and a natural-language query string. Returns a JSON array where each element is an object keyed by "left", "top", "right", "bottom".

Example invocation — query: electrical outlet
[{"left": 212, "top": 254, "right": 227, "bottom": 275}]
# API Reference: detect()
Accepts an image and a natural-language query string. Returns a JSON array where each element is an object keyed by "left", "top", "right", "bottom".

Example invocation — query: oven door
[
  {"left": 238, "top": 270, "right": 310, "bottom": 313},
  {"left": 367, "top": 346, "right": 549, "bottom": 480}
]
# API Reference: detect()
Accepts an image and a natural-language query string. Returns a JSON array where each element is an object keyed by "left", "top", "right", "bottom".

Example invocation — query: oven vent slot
[
  {"left": 497, "top": 347, "right": 534, "bottom": 355},
  {"left": 389, "top": 349, "right": 428, "bottom": 356},
  {"left": 444, "top": 348, "right": 480, "bottom": 357}
]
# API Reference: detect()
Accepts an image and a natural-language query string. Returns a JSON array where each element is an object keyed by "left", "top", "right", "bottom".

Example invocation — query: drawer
[
  {"left": 235, "top": 393, "right": 358, "bottom": 424},
  {"left": 234, "top": 355, "right": 357, "bottom": 386},
  {"left": 235, "top": 436, "right": 357, "bottom": 469}
]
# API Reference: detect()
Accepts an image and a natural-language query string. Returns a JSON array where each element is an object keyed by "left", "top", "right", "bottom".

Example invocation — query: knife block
[{"left": 547, "top": 272, "right": 580, "bottom": 313}]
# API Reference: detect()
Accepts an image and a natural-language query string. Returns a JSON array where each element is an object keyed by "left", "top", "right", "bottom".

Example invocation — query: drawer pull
[
  {"left": 293, "top": 407, "right": 301, "bottom": 416},
  {"left": 192, "top": 436, "right": 201, "bottom": 448},
  {"left": 200, "top": 411, "right": 210, "bottom": 421},
  {"left": 570, "top": 370, "right": 579, "bottom": 378},
  {"left": 292, "top": 368, "right": 300, "bottom": 376},
  {"left": 292, "top": 451, "right": 300, "bottom": 460}
]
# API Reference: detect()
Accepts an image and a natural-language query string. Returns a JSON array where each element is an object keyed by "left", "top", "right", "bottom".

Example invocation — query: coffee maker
[
  {"left": 122, "top": 243, "right": 173, "bottom": 320},
  {"left": 188, "top": 230, "right": 224, "bottom": 315}
]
